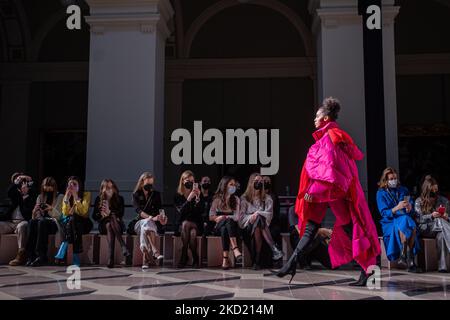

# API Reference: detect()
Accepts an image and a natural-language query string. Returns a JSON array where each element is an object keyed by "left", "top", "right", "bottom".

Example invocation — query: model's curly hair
[{"left": 319, "top": 97, "right": 341, "bottom": 120}]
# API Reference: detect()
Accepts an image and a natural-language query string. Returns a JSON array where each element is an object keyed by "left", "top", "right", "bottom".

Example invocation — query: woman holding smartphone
[
  {"left": 26, "top": 177, "right": 63, "bottom": 266},
  {"left": 174, "top": 170, "right": 204, "bottom": 268},
  {"left": 132, "top": 172, "right": 167, "bottom": 269},
  {"left": 415, "top": 175, "right": 450, "bottom": 272},
  {"left": 376, "top": 167, "right": 420, "bottom": 272},
  {"left": 92, "top": 179, "right": 130, "bottom": 268},
  {"left": 209, "top": 176, "right": 243, "bottom": 270},
  {"left": 55, "top": 176, "right": 93, "bottom": 266}
]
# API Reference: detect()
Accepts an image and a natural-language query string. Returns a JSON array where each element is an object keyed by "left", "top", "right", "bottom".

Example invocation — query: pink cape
[{"left": 295, "top": 121, "right": 380, "bottom": 271}]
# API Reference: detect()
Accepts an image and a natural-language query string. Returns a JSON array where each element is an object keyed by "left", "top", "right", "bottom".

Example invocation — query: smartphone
[
  {"left": 159, "top": 209, "right": 166, "bottom": 218},
  {"left": 438, "top": 205, "right": 446, "bottom": 215},
  {"left": 193, "top": 183, "right": 199, "bottom": 190},
  {"left": 404, "top": 196, "right": 410, "bottom": 202}
]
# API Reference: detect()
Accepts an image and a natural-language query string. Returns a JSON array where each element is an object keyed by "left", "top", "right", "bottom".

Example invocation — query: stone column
[
  {"left": 84, "top": 0, "right": 174, "bottom": 202},
  {"left": 309, "top": 0, "right": 369, "bottom": 191},
  {"left": 382, "top": 1, "right": 400, "bottom": 171}
]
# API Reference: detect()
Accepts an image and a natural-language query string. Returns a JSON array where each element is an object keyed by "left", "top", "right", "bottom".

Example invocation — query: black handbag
[
  {"left": 126, "top": 216, "right": 139, "bottom": 235},
  {"left": 127, "top": 191, "right": 154, "bottom": 235}
]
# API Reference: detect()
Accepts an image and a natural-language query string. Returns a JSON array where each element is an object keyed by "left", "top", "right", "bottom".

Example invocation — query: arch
[
  {"left": 173, "top": 0, "right": 185, "bottom": 58},
  {"left": 30, "top": 9, "right": 66, "bottom": 61},
  {"left": 14, "top": 0, "right": 32, "bottom": 60},
  {"left": 0, "top": 0, "right": 28, "bottom": 62},
  {"left": 183, "top": 0, "right": 314, "bottom": 58}
]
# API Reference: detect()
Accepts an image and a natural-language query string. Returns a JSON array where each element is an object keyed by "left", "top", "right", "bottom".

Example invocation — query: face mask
[
  {"left": 201, "top": 183, "right": 210, "bottom": 190},
  {"left": 254, "top": 181, "right": 262, "bottom": 190},
  {"left": 143, "top": 184, "right": 153, "bottom": 192},
  {"left": 264, "top": 182, "right": 271, "bottom": 190},
  {"left": 105, "top": 190, "right": 114, "bottom": 198},
  {"left": 228, "top": 186, "right": 236, "bottom": 195},
  {"left": 387, "top": 179, "right": 398, "bottom": 188},
  {"left": 45, "top": 191, "right": 53, "bottom": 199},
  {"left": 184, "top": 181, "right": 193, "bottom": 190},
  {"left": 430, "top": 191, "right": 438, "bottom": 198}
]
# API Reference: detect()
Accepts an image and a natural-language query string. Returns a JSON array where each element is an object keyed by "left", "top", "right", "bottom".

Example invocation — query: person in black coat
[
  {"left": 131, "top": 172, "right": 167, "bottom": 269},
  {"left": 174, "top": 170, "right": 204, "bottom": 268},
  {"left": 92, "top": 179, "right": 130, "bottom": 268},
  {"left": 0, "top": 173, "right": 37, "bottom": 265}
]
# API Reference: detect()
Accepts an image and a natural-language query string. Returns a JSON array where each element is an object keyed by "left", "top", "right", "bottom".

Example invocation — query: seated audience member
[
  {"left": 376, "top": 167, "right": 420, "bottom": 272},
  {"left": 415, "top": 175, "right": 450, "bottom": 273},
  {"left": 174, "top": 170, "right": 204, "bottom": 268},
  {"left": 92, "top": 179, "right": 131, "bottom": 268},
  {"left": 26, "top": 177, "right": 63, "bottom": 266},
  {"left": 54, "top": 176, "right": 93, "bottom": 266},
  {"left": 209, "top": 176, "right": 243, "bottom": 269},
  {"left": 0, "top": 173, "right": 36, "bottom": 266},
  {"left": 239, "top": 173, "right": 283, "bottom": 270},
  {"left": 131, "top": 172, "right": 167, "bottom": 270}
]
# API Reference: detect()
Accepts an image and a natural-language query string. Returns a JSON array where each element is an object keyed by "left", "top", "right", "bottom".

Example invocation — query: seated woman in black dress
[
  {"left": 174, "top": 170, "right": 204, "bottom": 268},
  {"left": 92, "top": 179, "right": 130, "bottom": 268}
]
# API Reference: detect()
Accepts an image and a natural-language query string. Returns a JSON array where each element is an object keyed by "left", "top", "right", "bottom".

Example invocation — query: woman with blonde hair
[
  {"left": 92, "top": 179, "right": 130, "bottom": 268},
  {"left": 415, "top": 175, "right": 450, "bottom": 272},
  {"left": 376, "top": 167, "right": 420, "bottom": 272},
  {"left": 174, "top": 170, "right": 204, "bottom": 268},
  {"left": 55, "top": 176, "right": 93, "bottom": 266},
  {"left": 239, "top": 173, "right": 282, "bottom": 270},
  {"left": 131, "top": 172, "right": 167, "bottom": 269},
  {"left": 26, "top": 177, "right": 63, "bottom": 266}
]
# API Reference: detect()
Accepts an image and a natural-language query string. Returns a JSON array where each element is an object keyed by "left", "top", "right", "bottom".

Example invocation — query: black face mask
[
  {"left": 263, "top": 182, "right": 271, "bottom": 190},
  {"left": 44, "top": 191, "right": 53, "bottom": 205},
  {"left": 201, "top": 183, "right": 210, "bottom": 190},
  {"left": 430, "top": 191, "right": 438, "bottom": 198},
  {"left": 184, "top": 181, "right": 193, "bottom": 190},
  {"left": 143, "top": 184, "right": 153, "bottom": 192},
  {"left": 254, "top": 181, "right": 262, "bottom": 190}
]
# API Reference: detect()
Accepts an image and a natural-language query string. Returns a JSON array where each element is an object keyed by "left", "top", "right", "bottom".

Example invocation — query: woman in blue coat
[{"left": 376, "top": 167, "right": 420, "bottom": 272}]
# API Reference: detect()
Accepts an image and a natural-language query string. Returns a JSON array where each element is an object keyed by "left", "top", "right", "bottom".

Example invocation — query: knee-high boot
[{"left": 275, "top": 221, "right": 319, "bottom": 283}]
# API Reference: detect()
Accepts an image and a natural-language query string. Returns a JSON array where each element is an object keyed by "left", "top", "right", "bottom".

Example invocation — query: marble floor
[{"left": 1, "top": 264, "right": 450, "bottom": 300}]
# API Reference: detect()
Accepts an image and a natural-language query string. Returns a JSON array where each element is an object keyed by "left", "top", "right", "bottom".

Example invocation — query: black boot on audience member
[{"left": 407, "top": 248, "right": 422, "bottom": 273}]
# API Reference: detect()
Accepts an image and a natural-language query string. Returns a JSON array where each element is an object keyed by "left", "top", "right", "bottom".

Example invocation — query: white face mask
[
  {"left": 228, "top": 186, "right": 236, "bottom": 195},
  {"left": 388, "top": 179, "right": 398, "bottom": 188}
]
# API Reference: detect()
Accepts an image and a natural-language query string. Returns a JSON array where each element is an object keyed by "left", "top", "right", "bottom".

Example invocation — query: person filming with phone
[
  {"left": 92, "top": 179, "right": 130, "bottom": 268},
  {"left": 26, "top": 177, "right": 63, "bottom": 267},
  {"left": 376, "top": 168, "right": 421, "bottom": 273},
  {"left": 415, "top": 175, "right": 450, "bottom": 273},
  {"left": 0, "top": 173, "right": 37, "bottom": 266},
  {"left": 174, "top": 170, "right": 204, "bottom": 268}
]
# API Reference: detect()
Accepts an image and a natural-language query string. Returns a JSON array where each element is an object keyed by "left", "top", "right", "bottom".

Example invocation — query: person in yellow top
[{"left": 55, "top": 176, "right": 93, "bottom": 266}]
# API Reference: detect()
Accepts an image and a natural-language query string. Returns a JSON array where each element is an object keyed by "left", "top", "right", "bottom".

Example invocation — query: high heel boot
[{"left": 275, "top": 221, "right": 320, "bottom": 283}]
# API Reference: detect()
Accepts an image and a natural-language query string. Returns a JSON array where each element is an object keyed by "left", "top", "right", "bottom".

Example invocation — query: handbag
[
  {"left": 432, "top": 218, "right": 443, "bottom": 232},
  {"left": 127, "top": 192, "right": 154, "bottom": 235}
]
